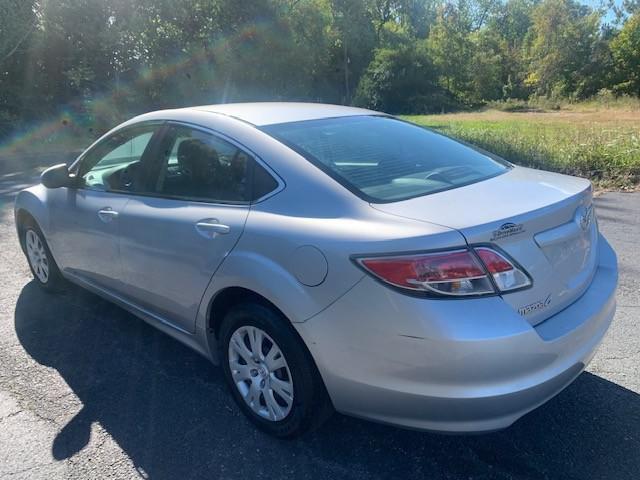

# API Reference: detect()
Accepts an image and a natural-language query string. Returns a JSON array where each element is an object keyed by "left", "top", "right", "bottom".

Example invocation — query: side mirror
[{"left": 41, "top": 164, "right": 73, "bottom": 189}]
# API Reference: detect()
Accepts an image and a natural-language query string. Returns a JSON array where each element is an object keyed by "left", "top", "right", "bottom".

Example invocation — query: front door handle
[
  {"left": 98, "top": 207, "right": 119, "bottom": 223},
  {"left": 195, "top": 220, "right": 230, "bottom": 238}
]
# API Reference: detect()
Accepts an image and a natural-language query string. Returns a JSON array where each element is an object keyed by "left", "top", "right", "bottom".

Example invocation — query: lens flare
[{"left": 0, "top": 18, "right": 287, "bottom": 160}]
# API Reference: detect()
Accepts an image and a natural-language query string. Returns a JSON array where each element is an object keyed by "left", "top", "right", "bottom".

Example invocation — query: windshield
[{"left": 262, "top": 116, "right": 510, "bottom": 202}]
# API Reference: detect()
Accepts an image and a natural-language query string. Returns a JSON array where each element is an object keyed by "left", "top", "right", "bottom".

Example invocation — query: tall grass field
[{"left": 403, "top": 109, "right": 640, "bottom": 190}]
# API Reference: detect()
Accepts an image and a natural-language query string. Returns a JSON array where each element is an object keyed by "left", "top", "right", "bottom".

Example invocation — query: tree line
[{"left": 1, "top": 0, "right": 639, "bottom": 138}]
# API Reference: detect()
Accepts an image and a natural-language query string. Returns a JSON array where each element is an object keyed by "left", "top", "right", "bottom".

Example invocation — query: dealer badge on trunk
[{"left": 490, "top": 222, "right": 526, "bottom": 241}]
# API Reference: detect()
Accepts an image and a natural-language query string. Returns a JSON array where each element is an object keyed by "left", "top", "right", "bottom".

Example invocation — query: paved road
[{"left": 0, "top": 167, "right": 638, "bottom": 480}]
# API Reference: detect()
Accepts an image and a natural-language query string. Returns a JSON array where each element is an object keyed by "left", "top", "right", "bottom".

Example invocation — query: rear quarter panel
[{"left": 196, "top": 191, "right": 467, "bottom": 342}]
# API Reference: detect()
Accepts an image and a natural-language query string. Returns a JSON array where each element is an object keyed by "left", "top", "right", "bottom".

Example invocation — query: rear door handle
[
  {"left": 98, "top": 207, "right": 119, "bottom": 223},
  {"left": 195, "top": 220, "right": 230, "bottom": 238}
]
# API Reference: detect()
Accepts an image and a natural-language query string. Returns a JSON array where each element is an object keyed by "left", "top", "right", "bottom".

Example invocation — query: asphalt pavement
[{"left": 0, "top": 165, "right": 638, "bottom": 480}]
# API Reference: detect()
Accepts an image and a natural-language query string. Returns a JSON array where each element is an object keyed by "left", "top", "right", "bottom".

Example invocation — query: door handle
[
  {"left": 98, "top": 207, "right": 119, "bottom": 223},
  {"left": 195, "top": 220, "right": 230, "bottom": 238}
]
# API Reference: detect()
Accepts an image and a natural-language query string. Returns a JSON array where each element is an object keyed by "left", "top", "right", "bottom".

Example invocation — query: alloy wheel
[
  {"left": 25, "top": 229, "right": 49, "bottom": 284},
  {"left": 228, "top": 325, "right": 294, "bottom": 421}
]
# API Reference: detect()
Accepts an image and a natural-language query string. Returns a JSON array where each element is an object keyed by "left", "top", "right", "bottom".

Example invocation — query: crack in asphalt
[{"left": 4, "top": 463, "right": 59, "bottom": 478}]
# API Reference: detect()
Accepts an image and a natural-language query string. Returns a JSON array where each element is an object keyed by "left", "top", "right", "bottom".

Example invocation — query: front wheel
[
  {"left": 22, "top": 222, "right": 66, "bottom": 292},
  {"left": 219, "top": 303, "right": 332, "bottom": 437}
]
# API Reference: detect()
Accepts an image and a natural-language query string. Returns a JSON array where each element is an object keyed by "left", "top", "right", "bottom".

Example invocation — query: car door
[
  {"left": 117, "top": 123, "right": 265, "bottom": 333},
  {"left": 48, "top": 122, "right": 163, "bottom": 293}
]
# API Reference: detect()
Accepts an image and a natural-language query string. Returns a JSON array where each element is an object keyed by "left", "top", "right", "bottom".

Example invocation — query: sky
[{"left": 581, "top": 0, "right": 625, "bottom": 23}]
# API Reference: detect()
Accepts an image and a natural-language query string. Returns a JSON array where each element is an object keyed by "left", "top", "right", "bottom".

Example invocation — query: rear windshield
[{"left": 262, "top": 116, "right": 509, "bottom": 203}]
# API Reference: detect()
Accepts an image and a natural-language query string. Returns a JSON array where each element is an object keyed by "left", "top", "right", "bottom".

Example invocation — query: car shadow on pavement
[{"left": 14, "top": 281, "right": 640, "bottom": 480}]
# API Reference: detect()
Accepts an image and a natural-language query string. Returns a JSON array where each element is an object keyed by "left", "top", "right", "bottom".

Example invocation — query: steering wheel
[{"left": 423, "top": 171, "right": 452, "bottom": 184}]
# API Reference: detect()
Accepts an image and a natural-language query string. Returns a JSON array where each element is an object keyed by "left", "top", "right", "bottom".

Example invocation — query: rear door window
[{"left": 150, "top": 125, "right": 278, "bottom": 204}]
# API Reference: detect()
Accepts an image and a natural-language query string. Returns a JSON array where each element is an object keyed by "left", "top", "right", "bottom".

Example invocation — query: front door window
[{"left": 78, "top": 126, "right": 158, "bottom": 192}]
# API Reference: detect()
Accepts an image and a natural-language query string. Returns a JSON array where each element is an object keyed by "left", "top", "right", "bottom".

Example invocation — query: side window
[
  {"left": 78, "top": 126, "right": 157, "bottom": 192},
  {"left": 154, "top": 126, "right": 262, "bottom": 203},
  {"left": 252, "top": 161, "right": 279, "bottom": 200}
]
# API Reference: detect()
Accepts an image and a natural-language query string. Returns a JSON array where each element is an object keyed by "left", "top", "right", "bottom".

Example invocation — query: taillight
[
  {"left": 355, "top": 247, "right": 531, "bottom": 297},
  {"left": 474, "top": 247, "right": 531, "bottom": 292}
]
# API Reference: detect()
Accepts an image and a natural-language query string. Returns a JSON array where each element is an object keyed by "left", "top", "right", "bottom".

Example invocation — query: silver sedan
[{"left": 15, "top": 103, "right": 618, "bottom": 437}]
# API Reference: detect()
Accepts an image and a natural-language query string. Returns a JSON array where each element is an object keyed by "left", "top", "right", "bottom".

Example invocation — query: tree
[
  {"left": 573, "top": 24, "right": 616, "bottom": 98},
  {"left": 0, "top": 0, "right": 38, "bottom": 65},
  {"left": 610, "top": 14, "right": 640, "bottom": 95},
  {"left": 0, "top": 0, "right": 39, "bottom": 135},
  {"left": 469, "top": 29, "right": 506, "bottom": 102},
  {"left": 525, "top": 0, "right": 600, "bottom": 97},
  {"left": 368, "top": 0, "right": 438, "bottom": 39},
  {"left": 484, "top": 0, "right": 536, "bottom": 99},
  {"left": 490, "top": 0, "right": 536, "bottom": 48},
  {"left": 329, "top": 0, "right": 377, "bottom": 103},
  {"left": 426, "top": 3, "right": 473, "bottom": 99},
  {"left": 354, "top": 44, "right": 443, "bottom": 112}
]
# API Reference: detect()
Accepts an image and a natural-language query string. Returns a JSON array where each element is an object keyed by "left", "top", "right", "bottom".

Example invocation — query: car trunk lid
[{"left": 371, "top": 167, "right": 598, "bottom": 325}]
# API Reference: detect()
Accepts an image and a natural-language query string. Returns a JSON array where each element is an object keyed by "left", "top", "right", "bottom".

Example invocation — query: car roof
[{"left": 184, "top": 102, "right": 381, "bottom": 126}]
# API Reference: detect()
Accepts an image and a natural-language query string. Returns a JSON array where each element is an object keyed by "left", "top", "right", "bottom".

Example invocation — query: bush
[
  {"left": 485, "top": 99, "right": 533, "bottom": 112},
  {"left": 354, "top": 46, "right": 452, "bottom": 113},
  {"left": 485, "top": 96, "right": 567, "bottom": 112},
  {"left": 408, "top": 92, "right": 463, "bottom": 114}
]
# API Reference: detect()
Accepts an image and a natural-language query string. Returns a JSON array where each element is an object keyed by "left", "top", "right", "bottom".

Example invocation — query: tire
[
  {"left": 219, "top": 302, "right": 333, "bottom": 438},
  {"left": 20, "top": 218, "right": 66, "bottom": 292}
]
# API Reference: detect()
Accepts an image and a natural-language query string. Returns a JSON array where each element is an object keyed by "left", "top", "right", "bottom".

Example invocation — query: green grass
[{"left": 402, "top": 110, "right": 640, "bottom": 190}]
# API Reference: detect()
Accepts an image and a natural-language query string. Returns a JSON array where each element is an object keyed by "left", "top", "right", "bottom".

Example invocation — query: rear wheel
[
  {"left": 219, "top": 302, "right": 332, "bottom": 437},
  {"left": 21, "top": 220, "right": 66, "bottom": 292}
]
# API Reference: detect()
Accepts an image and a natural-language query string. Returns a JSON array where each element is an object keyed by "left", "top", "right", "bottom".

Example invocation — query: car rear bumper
[{"left": 294, "top": 235, "right": 617, "bottom": 432}]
